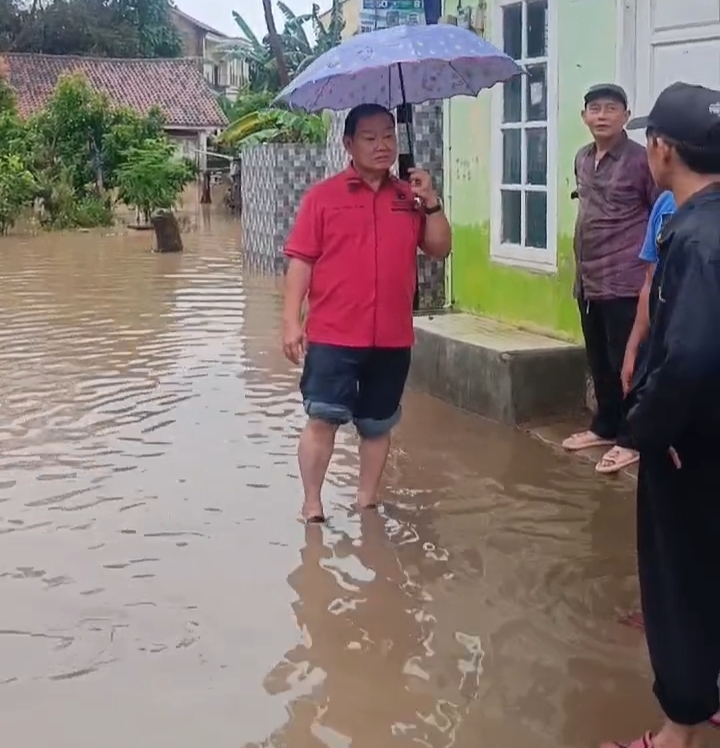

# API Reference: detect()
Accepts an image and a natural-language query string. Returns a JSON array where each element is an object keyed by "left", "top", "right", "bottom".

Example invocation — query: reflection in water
[
  {"left": 0, "top": 207, "right": 672, "bottom": 748},
  {"left": 256, "top": 511, "right": 482, "bottom": 748}
]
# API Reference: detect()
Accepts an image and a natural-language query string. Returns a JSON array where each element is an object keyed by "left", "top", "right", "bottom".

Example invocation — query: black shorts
[{"left": 299, "top": 344, "right": 411, "bottom": 438}]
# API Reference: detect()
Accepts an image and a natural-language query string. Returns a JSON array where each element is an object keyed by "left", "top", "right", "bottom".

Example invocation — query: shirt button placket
[{"left": 372, "top": 191, "right": 379, "bottom": 347}]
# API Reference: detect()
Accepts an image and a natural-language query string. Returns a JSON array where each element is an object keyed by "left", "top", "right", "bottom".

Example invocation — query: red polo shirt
[{"left": 284, "top": 165, "right": 424, "bottom": 348}]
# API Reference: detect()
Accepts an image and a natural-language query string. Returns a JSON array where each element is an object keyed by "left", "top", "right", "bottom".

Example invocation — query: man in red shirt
[{"left": 283, "top": 103, "right": 452, "bottom": 523}]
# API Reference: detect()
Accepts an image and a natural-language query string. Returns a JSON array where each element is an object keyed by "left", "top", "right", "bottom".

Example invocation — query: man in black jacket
[{"left": 602, "top": 83, "right": 720, "bottom": 748}]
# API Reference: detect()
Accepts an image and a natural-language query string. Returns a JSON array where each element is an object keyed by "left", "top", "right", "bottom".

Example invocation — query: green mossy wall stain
[
  {"left": 451, "top": 223, "right": 581, "bottom": 341},
  {"left": 443, "top": 0, "right": 616, "bottom": 345}
]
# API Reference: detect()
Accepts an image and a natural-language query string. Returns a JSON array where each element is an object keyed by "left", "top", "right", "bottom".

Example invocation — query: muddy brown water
[{"left": 0, "top": 208, "right": 696, "bottom": 748}]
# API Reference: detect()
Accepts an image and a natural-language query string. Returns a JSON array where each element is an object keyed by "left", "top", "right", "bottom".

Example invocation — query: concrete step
[{"left": 409, "top": 312, "right": 587, "bottom": 426}]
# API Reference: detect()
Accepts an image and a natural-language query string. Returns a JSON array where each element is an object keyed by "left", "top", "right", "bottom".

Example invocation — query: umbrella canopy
[{"left": 273, "top": 23, "right": 522, "bottom": 112}]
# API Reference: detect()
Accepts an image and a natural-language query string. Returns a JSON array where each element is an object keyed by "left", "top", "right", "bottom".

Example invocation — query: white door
[{"left": 633, "top": 0, "right": 720, "bottom": 120}]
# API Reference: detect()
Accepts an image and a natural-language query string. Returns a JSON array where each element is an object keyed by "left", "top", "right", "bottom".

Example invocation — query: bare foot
[
  {"left": 301, "top": 501, "right": 325, "bottom": 523},
  {"left": 653, "top": 722, "right": 703, "bottom": 748},
  {"left": 353, "top": 496, "right": 380, "bottom": 511}
]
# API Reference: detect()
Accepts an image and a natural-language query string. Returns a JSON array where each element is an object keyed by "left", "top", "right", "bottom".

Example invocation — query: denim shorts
[{"left": 300, "top": 344, "right": 411, "bottom": 438}]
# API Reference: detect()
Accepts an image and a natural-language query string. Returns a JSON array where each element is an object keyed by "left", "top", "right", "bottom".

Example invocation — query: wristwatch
[{"left": 425, "top": 199, "right": 443, "bottom": 215}]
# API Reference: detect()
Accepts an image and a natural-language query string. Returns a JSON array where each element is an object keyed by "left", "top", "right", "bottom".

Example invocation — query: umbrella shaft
[{"left": 397, "top": 63, "right": 416, "bottom": 173}]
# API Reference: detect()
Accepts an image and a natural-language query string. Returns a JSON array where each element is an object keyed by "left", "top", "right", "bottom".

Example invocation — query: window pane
[
  {"left": 502, "top": 130, "right": 521, "bottom": 184},
  {"left": 526, "top": 0, "right": 548, "bottom": 58},
  {"left": 503, "top": 75, "right": 522, "bottom": 123},
  {"left": 502, "top": 3, "right": 522, "bottom": 59},
  {"left": 526, "top": 128, "right": 547, "bottom": 185},
  {"left": 526, "top": 64, "right": 547, "bottom": 121},
  {"left": 501, "top": 190, "right": 522, "bottom": 245},
  {"left": 526, "top": 191, "right": 547, "bottom": 249}
]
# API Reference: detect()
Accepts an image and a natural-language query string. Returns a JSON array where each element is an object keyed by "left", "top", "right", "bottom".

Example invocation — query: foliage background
[
  {"left": 217, "top": 0, "right": 343, "bottom": 149},
  {"left": 0, "top": 0, "right": 181, "bottom": 58},
  {"left": 0, "top": 69, "right": 195, "bottom": 232}
]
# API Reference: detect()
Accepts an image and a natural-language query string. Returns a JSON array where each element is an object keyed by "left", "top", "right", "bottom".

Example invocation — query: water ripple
[{"left": 0, "top": 208, "right": 650, "bottom": 748}]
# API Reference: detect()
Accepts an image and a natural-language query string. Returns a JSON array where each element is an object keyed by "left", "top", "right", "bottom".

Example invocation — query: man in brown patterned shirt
[{"left": 562, "top": 84, "right": 659, "bottom": 473}]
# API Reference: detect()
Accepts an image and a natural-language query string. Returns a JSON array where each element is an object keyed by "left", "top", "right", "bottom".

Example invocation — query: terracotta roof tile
[{"left": 2, "top": 54, "right": 228, "bottom": 129}]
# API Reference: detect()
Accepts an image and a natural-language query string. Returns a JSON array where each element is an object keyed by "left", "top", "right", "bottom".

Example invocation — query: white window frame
[{"left": 489, "top": 0, "right": 559, "bottom": 272}]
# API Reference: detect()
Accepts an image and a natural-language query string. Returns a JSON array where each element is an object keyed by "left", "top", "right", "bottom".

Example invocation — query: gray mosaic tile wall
[
  {"left": 241, "top": 103, "right": 445, "bottom": 310},
  {"left": 413, "top": 102, "right": 446, "bottom": 312},
  {"left": 241, "top": 143, "right": 326, "bottom": 272},
  {"left": 325, "top": 111, "right": 349, "bottom": 176}
]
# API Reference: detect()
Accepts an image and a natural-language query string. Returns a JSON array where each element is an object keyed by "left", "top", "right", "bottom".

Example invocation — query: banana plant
[
  {"left": 218, "top": 108, "right": 327, "bottom": 148},
  {"left": 222, "top": 0, "right": 344, "bottom": 93}
]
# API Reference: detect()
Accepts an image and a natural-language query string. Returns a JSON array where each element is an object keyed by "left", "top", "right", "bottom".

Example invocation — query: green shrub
[
  {"left": 116, "top": 139, "right": 197, "bottom": 224},
  {"left": 48, "top": 195, "right": 114, "bottom": 230},
  {"left": 37, "top": 173, "right": 113, "bottom": 229},
  {"left": 0, "top": 154, "right": 36, "bottom": 235}
]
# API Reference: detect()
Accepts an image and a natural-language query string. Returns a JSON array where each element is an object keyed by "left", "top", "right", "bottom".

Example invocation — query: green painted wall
[{"left": 445, "top": 0, "right": 617, "bottom": 341}]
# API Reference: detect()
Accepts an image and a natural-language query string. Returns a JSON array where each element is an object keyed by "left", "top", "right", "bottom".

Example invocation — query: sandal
[
  {"left": 595, "top": 446, "right": 639, "bottom": 474},
  {"left": 601, "top": 731, "right": 655, "bottom": 748},
  {"left": 562, "top": 430, "right": 615, "bottom": 452}
]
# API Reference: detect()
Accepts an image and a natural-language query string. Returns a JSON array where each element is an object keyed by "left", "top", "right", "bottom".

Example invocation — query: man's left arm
[
  {"left": 408, "top": 167, "right": 452, "bottom": 259},
  {"left": 628, "top": 238, "right": 720, "bottom": 450},
  {"left": 420, "top": 198, "right": 452, "bottom": 258}
]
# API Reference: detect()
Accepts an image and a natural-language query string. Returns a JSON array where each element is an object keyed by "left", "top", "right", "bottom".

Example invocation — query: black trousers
[
  {"left": 578, "top": 297, "right": 638, "bottom": 448},
  {"left": 638, "top": 449, "right": 720, "bottom": 725}
]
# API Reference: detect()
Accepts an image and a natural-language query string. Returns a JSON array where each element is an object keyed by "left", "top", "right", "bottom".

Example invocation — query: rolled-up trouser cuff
[
  {"left": 353, "top": 406, "right": 401, "bottom": 439},
  {"left": 304, "top": 400, "right": 352, "bottom": 425}
]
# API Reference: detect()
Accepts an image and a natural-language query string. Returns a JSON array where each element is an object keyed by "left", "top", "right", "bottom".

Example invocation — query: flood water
[{"left": 0, "top": 207, "right": 682, "bottom": 748}]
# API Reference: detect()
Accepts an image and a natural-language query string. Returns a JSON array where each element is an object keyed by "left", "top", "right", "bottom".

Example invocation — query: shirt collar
[
  {"left": 344, "top": 163, "right": 397, "bottom": 189},
  {"left": 592, "top": 130, "right": 630, "bottom": 160}
]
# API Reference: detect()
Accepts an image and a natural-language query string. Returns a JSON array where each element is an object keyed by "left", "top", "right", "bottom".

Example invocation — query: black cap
[
  {"left": 627, "top": 82, "right": 720, "bottom": 148},
  {"left": 584, "top": 83, "right": 628, "bottom": 108}
]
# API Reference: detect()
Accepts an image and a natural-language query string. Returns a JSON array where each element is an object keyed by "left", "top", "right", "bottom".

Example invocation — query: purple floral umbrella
[{"left": 273, "top": 23, "right": 522, "bottom": 112}]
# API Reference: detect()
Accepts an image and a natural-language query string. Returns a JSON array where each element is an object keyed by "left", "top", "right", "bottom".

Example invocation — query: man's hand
[
  {"left": 408, "top": 168, "right": 438, "bottom": 208},
  {"left": 621, "top": 347, "right": 637, "bottom": 396},
  {"left": 283, "top": 320, "right": 305, "bottom": 365}
]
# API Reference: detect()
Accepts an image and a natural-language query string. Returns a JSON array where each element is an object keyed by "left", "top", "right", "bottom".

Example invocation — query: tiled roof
[{"left": 2, "top": 54, "right": 228, "bottom": 129}]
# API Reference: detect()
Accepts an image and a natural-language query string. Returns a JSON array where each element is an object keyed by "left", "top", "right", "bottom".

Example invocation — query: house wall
[
  {"left": 172, "top": 13, "right": 205, "bottom": 57},
  {"left": 204, "top": 37, "right": 249, "bottom": 98},
  {"left": 166, "top": 129, "right": 210, "bottom": 172},
  {"left": 319, "top": 0, "right": 362, "bottom": 38},
  {"left": 445, "top": 0, "right": 618, "bottom": 341},
  {"left": 319, "top": 0, "right": 432, "bottom": 38}
]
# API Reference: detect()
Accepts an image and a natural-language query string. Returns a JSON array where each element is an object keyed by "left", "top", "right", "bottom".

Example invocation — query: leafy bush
[
  {"left": 116, "top": 139, "right": 197, "bottom": 224},
  {"left": 1, "top": 0, "right": 182, "bottom": 59},
  {"left": 27, "top": 73, "right": 166, "bottom": 198},
  {"left": 0, "top": 154, "right": 36, "bottom": 234},
  {"left": 35, "top": 170, "right": 112, "bottom": 229},
  {"left": 42, "top": 194, "right": 113, "bottom": 230},
  {"left": 73, "top": 196, "right": 113, "bottom": 228},
  {"left": 0, "top": 69, "right": 195, "bottom": 234}
]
